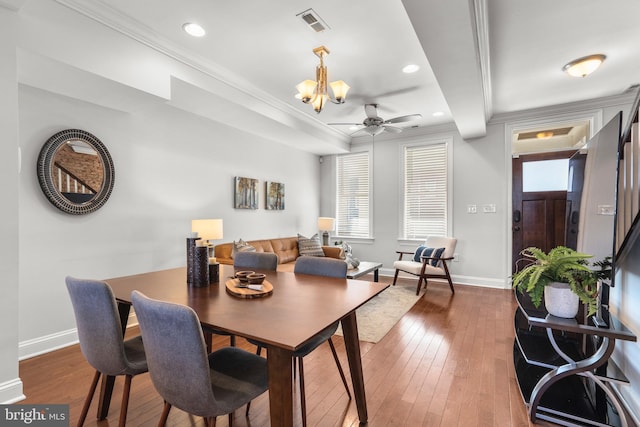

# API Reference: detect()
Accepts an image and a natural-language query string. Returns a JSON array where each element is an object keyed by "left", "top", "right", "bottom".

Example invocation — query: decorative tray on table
[{"left": 225, "top": 278, "right": 273, "bottom": 299}]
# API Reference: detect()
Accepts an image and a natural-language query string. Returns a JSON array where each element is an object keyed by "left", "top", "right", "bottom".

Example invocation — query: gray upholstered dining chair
[
  {"left": 204, "top": 252, "right": 280, "bottom": 348},
  {"left": 131, "top": 290, "right": 269, "bottom": 427},
  {"left": 65, "top": 276, "right": 148, "bottom": 427},
  {"left": 250, "top": 255, "right": 351, "bottom": 427},
  {"left": 233, "top": 251, "right": 278, "bottom": 271}
]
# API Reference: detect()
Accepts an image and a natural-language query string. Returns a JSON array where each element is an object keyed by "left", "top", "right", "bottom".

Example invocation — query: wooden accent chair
[
  {"left": 65, "top": 277, "right": 148, "bottom": 427},
  {"left": 250, "top": 256, "right": 352, "bottom": 427},
  {"left": 131, "top": 291, "right": 269, "bottom": 427},
  {"left": 392, "top": 236, "right": 457, "bottom": 295}
]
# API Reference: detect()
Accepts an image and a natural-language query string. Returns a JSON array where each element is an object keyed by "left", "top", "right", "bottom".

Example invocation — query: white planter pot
[{"left": 544, "top": 281, "right": 579, "bottom": 318}]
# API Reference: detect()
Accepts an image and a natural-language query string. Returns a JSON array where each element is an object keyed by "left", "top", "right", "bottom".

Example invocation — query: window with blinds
[
  {"left": 336, "top": 152, "right": 371, "bottom": 238},
  {"left": 403, "top": 143, "right": 448, "bottom": 239}
]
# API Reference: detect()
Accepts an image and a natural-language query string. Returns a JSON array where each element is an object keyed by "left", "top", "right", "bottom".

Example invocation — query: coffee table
[{"left": 346, "top": 261, "right": 383, "bottom": 282}]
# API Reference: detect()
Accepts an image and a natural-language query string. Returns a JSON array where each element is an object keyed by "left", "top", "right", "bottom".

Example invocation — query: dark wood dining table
[{"left": 102, "top": 264, "right": 389, "bottom": 426}]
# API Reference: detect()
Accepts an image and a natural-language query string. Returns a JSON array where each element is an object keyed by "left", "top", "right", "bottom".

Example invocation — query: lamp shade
[
  {"left": 329, "top": 80, "right": 350, "bottom": 102},
  {"left": 191, "top": 219, "right": 223, "bottom": 241},
  {"left": 296, "top": 80, "right": 318, "bottom": 102},
  {"left": 317, "top": 217, "right": 335, "bottom": 231}
]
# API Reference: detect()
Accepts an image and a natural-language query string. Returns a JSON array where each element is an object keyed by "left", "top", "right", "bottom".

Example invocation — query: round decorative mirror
[{"left": 37, "top": 129, "right": 115, "bottom": 215}]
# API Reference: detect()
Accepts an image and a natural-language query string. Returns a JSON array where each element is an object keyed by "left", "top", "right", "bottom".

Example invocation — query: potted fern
[{"left": 512, "top": 246, "right": 600, "bottom": 317}]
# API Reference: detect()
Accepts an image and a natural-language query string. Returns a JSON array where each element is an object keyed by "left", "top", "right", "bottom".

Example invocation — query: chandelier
[{"left": 296, "top": 46, "right": 350, "bottom": 113}]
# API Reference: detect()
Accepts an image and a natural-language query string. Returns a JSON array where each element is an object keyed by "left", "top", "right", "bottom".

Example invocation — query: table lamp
[
  {"left": 191, "top": 219, "right": 224, "bottom": 260},
  {"left": 317, "top": 217, "right": 335, "bottom": 246}
]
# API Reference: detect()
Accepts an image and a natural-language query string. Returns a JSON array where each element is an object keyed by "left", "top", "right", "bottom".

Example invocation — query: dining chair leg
[
  {"left": 157, "top": 401, "right": 171, "bottom": 427},
  {"left": 118, "top": 374, "right": 133, "bottom": 427},
  {"left": 298, "top": 357, "right": 307, "bottom": 427},
  {"left": 327, "top": 338, "right": 351, "bottom": 399},
  {"left": 78, "top": 370, "right": 101, "bottom": 427}
]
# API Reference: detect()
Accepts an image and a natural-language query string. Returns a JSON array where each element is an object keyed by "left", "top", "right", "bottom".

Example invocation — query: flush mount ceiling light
[
  {"left": 295, "top": 46, "right": 350, "bottom": 114},
  {"left": 562, "top": 54, "right": 606, "bottom": 77},
  {"left": 182, "top": 22, "right": 205, "bottom": 37}
]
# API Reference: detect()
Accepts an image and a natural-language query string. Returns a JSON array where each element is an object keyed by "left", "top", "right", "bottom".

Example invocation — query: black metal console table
[{"left": 513, "top": 291, "right": 636, "bottom": 426}]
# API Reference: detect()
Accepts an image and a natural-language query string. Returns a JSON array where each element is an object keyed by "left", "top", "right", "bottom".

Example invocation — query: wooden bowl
[
  {"left": 247, "top": 273, "right": 266, "bottom": 285},
  {"left": 235, "top": 271, "right": 255, "bottom": 283}
]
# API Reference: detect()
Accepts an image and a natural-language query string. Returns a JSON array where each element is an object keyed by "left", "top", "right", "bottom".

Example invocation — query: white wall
[
  {"left": 320, "top": 123, "right": 508, "bottom": 288},
  {"left": 0, "top": 5, "right": 22, "bottom": 404},
  {"left": 17, "top": 85, "right": 321, "bottom": 356}
]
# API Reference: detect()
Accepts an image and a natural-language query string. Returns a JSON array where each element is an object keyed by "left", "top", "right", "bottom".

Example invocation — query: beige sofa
[{"left": 214, "top": 236, "right": 343, "bottom": 272}]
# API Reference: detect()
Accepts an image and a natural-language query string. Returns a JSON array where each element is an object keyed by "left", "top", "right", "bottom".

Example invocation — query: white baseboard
[
  {"left": 0, "top": 378, "right": 25, "bottom": 404},
  {"left": 378, "top": 268, "right": 509, "bottom": 289},
  {"left": 18, "top": 312, "right": 139, "bottom": 361},
  {"left": 18, "top": 328, "right": 78, "bottom": 361}
]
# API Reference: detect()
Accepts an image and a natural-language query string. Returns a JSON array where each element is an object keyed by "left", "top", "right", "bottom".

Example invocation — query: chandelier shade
[{"left": 296, "top": 46, "right": 350, "bottom": 113}]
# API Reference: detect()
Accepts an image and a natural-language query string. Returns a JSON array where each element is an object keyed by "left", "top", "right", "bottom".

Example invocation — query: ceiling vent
[{"left": 297, "top": 8, "right": 330, "bottom": 33}]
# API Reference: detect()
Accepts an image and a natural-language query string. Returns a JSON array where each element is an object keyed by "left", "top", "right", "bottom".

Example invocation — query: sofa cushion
[
  {"left": 413, "top": 246, "right": 445, "bottom": 266},
  {"left": 270, "top": 237, "right": 299, "bottom": 264},
  {"left": 297, "top": 233, "right": 325, "bottom": 257},
  {"left": 232, "top": 239, "right": 256, "bottom": 258}
]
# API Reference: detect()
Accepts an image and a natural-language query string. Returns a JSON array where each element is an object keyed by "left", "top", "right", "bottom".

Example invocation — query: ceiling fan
[{"left": 328, "top": 104, "right": 422, "bottom": 136}]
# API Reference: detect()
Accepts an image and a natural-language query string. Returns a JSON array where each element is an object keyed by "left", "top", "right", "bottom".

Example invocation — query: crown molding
[
  {"left": 490, "top": 92, "right": 638, "bottom": 125},
  {"left": 472, "top": 0, "right": 492, "bottom": 119}
]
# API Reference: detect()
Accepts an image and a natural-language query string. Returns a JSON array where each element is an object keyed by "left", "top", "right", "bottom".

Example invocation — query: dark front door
[{"left": 512, "top": 152, "right": 575, "bottom": 273}]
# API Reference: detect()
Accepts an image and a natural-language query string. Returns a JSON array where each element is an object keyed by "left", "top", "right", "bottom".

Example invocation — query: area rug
[{"left": 335, "top": 283, "right": 421, "bottom": 343}]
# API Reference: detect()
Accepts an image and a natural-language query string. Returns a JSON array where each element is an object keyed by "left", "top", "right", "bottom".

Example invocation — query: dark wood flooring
[{"left": 19, "top": 276, "right": 551, "bottom": 426}]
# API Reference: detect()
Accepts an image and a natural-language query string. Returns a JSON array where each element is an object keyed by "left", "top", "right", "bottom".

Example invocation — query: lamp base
[{"left": 322, "top": 231, "right": 330, "bottom": 246}]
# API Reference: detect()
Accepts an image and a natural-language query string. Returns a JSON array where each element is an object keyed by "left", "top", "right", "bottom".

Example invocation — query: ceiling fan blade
[
  {"left": 384, "top": 113, "right": 422, "bottom": 124},
  {"left": 364, "top": 104, "right": 378, "bottom": 119},
  {"left": 383, "top": 125, "right": 403, "bottom": 133}
]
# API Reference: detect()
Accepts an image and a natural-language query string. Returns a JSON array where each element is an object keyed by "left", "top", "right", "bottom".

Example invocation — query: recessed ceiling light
[
  {"left": 402, "top": 64, "right": 420, "bottom": 74},
  {"left": 183, "top": 22, "right": 206, "bottom": 37},
  {"left": 432, "top": 111, "right": 444, "bottom": 117},
  {"left": 562, "top": 54, "right": 606, "bottom": 77}
]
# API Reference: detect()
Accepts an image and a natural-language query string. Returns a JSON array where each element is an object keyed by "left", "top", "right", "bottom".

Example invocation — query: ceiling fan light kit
[
  {"left": 296, "top": 46, "right": 350, "bottom": 113},
  {"left": 562, "top": 54, "right": 606, "bottom": 77}
]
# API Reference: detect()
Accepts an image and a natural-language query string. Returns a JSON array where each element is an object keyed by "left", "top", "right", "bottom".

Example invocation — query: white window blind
[
  {"left": 336, "top": 152, "right": 370, "bottom": 238},
  {"left": 403, "top": 143, "right": 448, "bottom": 239}
]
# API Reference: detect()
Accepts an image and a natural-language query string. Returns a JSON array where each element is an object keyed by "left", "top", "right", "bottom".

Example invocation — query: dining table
[{"left": 101, "top": 264, "right": 389, "bottom": 426}]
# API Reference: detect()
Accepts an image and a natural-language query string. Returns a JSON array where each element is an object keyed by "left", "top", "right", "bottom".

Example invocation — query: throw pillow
[
  {"left": 231, "top": 239, "right": 256, "bottom": 259},
  {"left": 413, "top": 246, "right": 446, "bottom": 266},
  {"left": 297, "top": 233, "right": 325, "bottom": 257}
]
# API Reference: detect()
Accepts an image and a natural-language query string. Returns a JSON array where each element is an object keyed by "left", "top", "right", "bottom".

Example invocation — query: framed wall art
[
  {"left": 234, "top": 176, "right": 258, "bottom": 209},
  {"left": 265, "top": 181, "right": 285, "bottom": 210}
]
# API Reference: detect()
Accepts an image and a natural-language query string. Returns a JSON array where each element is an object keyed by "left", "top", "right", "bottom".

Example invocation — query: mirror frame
[{"left": 37, "top": 129, "right": 115, "bottom": 215}]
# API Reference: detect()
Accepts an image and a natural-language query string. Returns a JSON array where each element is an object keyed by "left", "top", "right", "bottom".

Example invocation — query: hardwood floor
[{"left": 19, "top": 277, "right": 551, "bottom": 426}]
